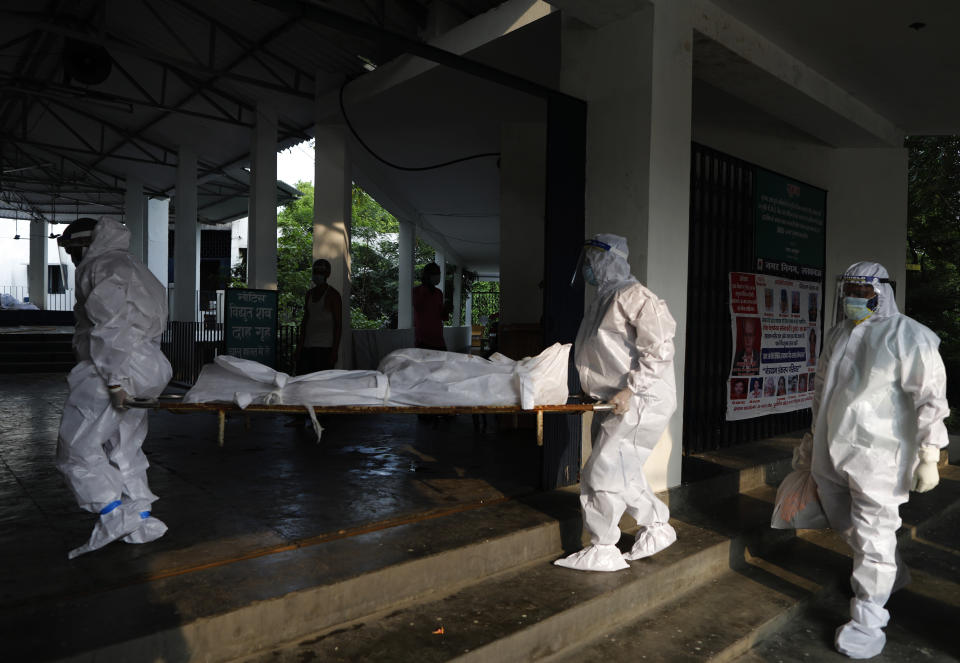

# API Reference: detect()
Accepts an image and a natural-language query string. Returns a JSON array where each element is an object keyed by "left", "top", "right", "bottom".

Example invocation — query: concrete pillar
[
  {"left": 146, "top": 196, "right": 169, "bottom": 288},
  {"left": 28, "top": 218, "right": 48, "bottom": 309},
  {"left": 452, "top": 266, "right": 462, "bottom": 326},
  {"left": 173, "top": 145, "right": 199, "bottom": 322},
  {"left": 248, "top": 102, "right": 278, "bottom": 290},
  {"left": 642, "top": 0, "right": 693, "bottom": 492},
  {"left": 559, "top": 0, "right": 692, "bottom": 491},
  {"left": 434, "top": 251, "right": 445, "bottom": 295},
  {"left": 465, "top": 290, "right": 472, "bottom": 328},
  {"left": 397, "top": 218, "right": 414, "bottom": 328},
  {"left": 499, "top": 122, "right": 546, "bottom": 326},
  {"left": 314, "top": 123, "right": 352, "bottom": 368},
  {"left": 124, "top": 175, "right": 145, "bottom": 261}
]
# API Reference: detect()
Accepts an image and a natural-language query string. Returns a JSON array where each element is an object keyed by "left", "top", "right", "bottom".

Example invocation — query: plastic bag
[{"left": 771, "top": 468, "right": 829, "bottom": 530}]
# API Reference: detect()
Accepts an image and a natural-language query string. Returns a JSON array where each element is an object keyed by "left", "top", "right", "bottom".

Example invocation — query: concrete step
[
  {"left": 6, "top": 440, "right": 798, "bottom": 663},
  {"left": 549, "top": 463, "right": 960, "bottom": 663},
  {"left": 233, "top": 482, "right": 799, "bottom": 663},
  {"left": 0, "top": 332, "right": 74, "bottom": 372}
]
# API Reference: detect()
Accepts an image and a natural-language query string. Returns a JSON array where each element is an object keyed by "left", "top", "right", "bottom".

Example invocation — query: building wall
[
  {"left": 499, "top": 122, "right": 546, "bottom": 327},
  {"left": 692, "top": 81, "right": 907, "bottom": 325}
]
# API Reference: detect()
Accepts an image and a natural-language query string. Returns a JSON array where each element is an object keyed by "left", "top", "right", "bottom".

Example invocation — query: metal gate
[{"left": 683, "top": 143, "right": 811, "bottom": 453}]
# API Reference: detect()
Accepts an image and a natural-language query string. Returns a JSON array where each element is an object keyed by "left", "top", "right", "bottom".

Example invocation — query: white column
[
  {"left": 248, "top": 102, "right": 278, "bottom": 290},
  {"left": 434, "top": 251, "right": 445, "bottom": 295},
  {"left": 465, "top": 290, "right": 473, "bottom": 328},
  {"left": 314, "top": 123, "right": 352, "bottom": 368},
  {"left": 397, "top": 218, "right": 414, "bottom": 328},
  {"left": 559, "top": 0, "right": 692, "bottom": 491},
  {"left": 28, "top": 218, "right": 48, "bottom": 310},
  {"left": 643, "top": 0, "right": 693, "bottom": 492},
  {"left": 124, "top": 175, "right": 145, "bottom": 261},
  {"left": 146, "top": 196, "right": 169, "bottom": 287},
  {"left": 452, "top": 266, "right": 462, "bottom": 325},
  {"left": 173, "top": 145, "right": 199, "bottom": 322}
]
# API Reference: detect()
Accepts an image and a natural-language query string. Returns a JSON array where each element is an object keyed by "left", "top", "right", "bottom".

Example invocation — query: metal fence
[
  {"left": 0, "top": 285, "right": 75, "bottom": 311},
  {"left": 683, "top": 143, "right": 811, "bottom": 454},
  {"left": 161, "top": 321, "right": 301, "bottom": 384}
]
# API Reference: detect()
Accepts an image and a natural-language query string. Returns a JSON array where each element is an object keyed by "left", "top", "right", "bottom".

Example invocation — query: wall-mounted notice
[
  {"left": 755, "top": 168, "right": 826, "bottom": 270},
  {"left": 726, "top": 272, "right": 821, "bottom": 421},
  {"left": 224, "top": 288, "right": 277, "bottom": 367}
]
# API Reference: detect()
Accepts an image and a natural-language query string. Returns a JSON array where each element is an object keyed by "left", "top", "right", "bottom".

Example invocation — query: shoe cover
[
  {"left": 554, "top": 544, "right": 630, "bottom": 572},
  {"left": 68, "top": 503, "right": 145, "bottom": 559},
  {"left": 835, "top": 621, "right": 886, "bottom": 659},
  {"left": 123, "top": 515, "right": 168, "bottom": 544},
  {"left": 623, "top": 522, "right": 677, "bottom": 561}
]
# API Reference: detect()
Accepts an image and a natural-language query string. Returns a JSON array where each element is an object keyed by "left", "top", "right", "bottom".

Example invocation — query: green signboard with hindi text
[
  {"left": 755, "top": 168, "right": 826, "bottom": 270},
  {"left": 224, "top": 288, "right": 277, "bottom": 367}
]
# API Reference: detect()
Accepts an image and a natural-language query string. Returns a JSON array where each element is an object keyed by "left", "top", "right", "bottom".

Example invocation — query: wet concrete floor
[{"left": 0, "top": 371, "right": 544, "bottom": 613}]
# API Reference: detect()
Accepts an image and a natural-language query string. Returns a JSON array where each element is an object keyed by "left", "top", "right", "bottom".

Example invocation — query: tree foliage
[
  {"left": 266, "top": 182, "right": 452, "bottom": 329},
  {"left": 905, "top": 136, "right": 960, "bottom": 408},
  {"left": 276, "top": 180, "right": 315, "bottom": 324}
]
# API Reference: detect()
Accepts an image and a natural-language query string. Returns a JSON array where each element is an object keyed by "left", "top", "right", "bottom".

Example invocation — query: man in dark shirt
[{"left": 413, "top": 263, "right": 451, "bottom": 350}]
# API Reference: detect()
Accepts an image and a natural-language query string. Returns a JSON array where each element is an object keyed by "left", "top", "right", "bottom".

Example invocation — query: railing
[
  {"left": 167, "top": 287, "right": 226, "bottom": 326},
  {"left": 0, "top": 285, "right": 75, "bottom": 311},
  {"left": 162, "top": 321, "right": 301, "bottom": 384}
]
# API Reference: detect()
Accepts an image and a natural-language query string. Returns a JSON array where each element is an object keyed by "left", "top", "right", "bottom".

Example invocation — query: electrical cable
[{"left": 339, "top": 80, "right": 500, "bottom": 172}]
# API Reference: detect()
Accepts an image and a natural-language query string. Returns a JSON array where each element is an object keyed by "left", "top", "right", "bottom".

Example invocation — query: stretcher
[{"left": 129, "top": 395, "right": 614, "bottom": 447}]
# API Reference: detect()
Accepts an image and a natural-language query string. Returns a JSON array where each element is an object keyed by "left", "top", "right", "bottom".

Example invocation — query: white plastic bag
[
  {"left": 379, "top": 343, "right": 571, "bottom": 408},
  {"left": 771, "top": 468, "right": 829, "bottom": 530}
]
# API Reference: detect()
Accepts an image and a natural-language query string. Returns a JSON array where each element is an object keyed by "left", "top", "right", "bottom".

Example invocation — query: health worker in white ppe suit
[
  {"left": 56, "top": 217, "right": 173, "bottom": 559},
  {"left": 795, "top": 261, "right": 949, "bottom": 658},
  {"left": 555, "top": 234, "right": 678, "bottom": 572}
]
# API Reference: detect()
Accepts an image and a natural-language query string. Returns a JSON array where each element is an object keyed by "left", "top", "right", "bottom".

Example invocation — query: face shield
[
  {"left": 569, "top": 238, "right": 627, "bottom": 287},
  {"left": 834, "top": 273, "right": 896, "bottom": 324},
  {"left": 57, "top": 227, "right": 95, "bottom": 267}
]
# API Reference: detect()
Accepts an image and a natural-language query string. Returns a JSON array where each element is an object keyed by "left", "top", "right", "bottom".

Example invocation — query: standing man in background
[
  {"left": 413, "top": 262, "right": 451, "bottom": 351},
  {"left": 296, "top": 258, "right": 342, "bottom": 373}
]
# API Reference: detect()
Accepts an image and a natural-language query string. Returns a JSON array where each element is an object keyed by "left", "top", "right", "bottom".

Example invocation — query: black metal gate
[{"left": 683, "top": 143, "right": 811, "bottom": 454}]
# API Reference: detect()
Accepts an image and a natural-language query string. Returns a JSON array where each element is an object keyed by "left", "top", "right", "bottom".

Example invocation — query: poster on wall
[{"left": 726, "top": 272, "right": 821, "bottom": 421}]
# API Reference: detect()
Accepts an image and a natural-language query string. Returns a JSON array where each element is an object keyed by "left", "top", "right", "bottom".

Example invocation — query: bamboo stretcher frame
[{"left": 129, "top": 396, "right": 614, "bottom": 447}]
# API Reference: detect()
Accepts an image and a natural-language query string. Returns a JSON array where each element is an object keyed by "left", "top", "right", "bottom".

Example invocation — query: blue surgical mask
[
  {"left": 583, "top": 264, "right": 598, "bottom": 286},
  {"left": 844, "top": 296, "right": 873, "bottom": 322}
]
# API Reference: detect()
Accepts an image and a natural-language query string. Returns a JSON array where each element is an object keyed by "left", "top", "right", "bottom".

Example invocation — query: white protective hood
[{"left": 72, "top": 217, "right": 170, "bottom": 396}]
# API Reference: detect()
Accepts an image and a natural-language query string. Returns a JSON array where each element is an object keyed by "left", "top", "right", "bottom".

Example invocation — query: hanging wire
[{"left": 339, "top": 80, "right": 500, "bottom": 172}]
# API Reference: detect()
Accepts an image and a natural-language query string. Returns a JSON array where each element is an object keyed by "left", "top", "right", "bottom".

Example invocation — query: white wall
[{"left": 0, "top": 224, "right": 72, "bottom": 308}]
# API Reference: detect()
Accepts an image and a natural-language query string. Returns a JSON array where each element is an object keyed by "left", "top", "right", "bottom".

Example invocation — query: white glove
[
  {"left": 108, "top": 385, "right": 128, "bottom": 411},
  {"left": 911, "top": 446, "right": 940, "bottom": 493},
  {"left": 609, "top": 387, "right": 633, "bottom": 416}
]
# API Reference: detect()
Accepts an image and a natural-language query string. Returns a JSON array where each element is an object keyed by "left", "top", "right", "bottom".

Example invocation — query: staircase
[
  {"left": 0, "top": 331, "right": 75, "bottom": 373},
  {"left": 10, "top": 437, "right": 958, "bottom": 662}
]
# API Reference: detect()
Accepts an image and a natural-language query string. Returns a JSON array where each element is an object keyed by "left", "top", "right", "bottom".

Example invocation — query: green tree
[
  {"left": 905, "top": 136, "right": 960, "bottom": 418},
  {"left": 276, "top": 180, "right": 315, "bottom": 324}
]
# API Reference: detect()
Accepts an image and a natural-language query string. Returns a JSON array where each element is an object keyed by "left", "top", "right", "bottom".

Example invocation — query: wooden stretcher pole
[
  {"left": 218, "top": 409, "right": 226, "bottom": 447},
  {"left": 536, "top": 410, "right": 544, "bottom": 447}
]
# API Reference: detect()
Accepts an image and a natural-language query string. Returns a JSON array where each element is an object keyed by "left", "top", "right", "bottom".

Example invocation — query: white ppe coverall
[
  {"left": 801, "top": 261, "right": 949, "bottom": 658},
  {"left": 555, "top": 234, "right": 678, "bottom": 572},
  {"left": 57, "top": 218, "right": 173, "bottom": 559}
]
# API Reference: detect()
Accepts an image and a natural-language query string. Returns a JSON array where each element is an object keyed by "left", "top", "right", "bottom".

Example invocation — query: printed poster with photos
[{"left": 726, "top": 272, "right": 821, "bottom": 421}]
